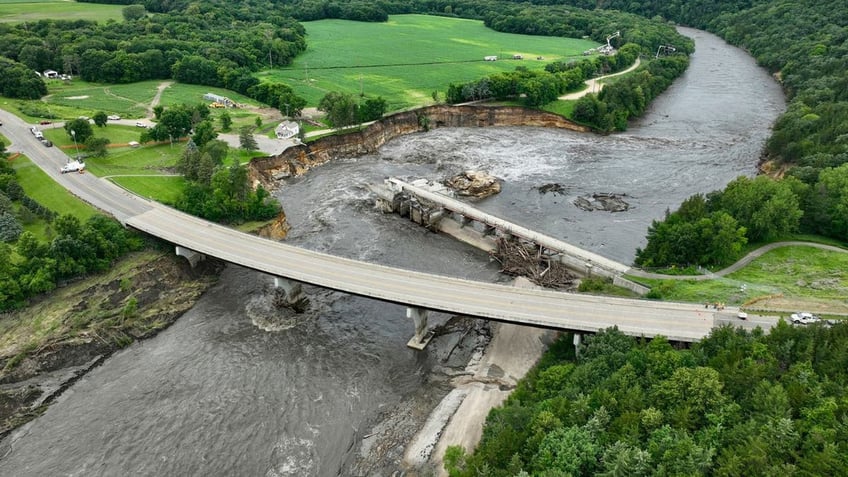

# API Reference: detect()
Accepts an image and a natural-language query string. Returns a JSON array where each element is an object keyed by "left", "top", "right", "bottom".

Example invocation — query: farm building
[
  {"left": 203, "top": 93, "right": 234, "bottom": 107},
  {"left": 275, "top": 120, "right": 299, "bottom": 139}
]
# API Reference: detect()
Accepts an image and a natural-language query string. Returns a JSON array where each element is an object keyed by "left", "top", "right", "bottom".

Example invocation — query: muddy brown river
[{"left": 0, "top": 27, "right": 784, "bottom": 476}]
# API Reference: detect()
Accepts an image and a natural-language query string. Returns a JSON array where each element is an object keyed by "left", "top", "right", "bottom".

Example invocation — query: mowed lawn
[
  {"left": 263, "top": 14, "right": 599, "bottom": 110},
  {"left": 0, "top": 0, "right": 124, "bottom": 23},
  {"left": 10, "top": 155, "right": 99, "bottom": 238}
]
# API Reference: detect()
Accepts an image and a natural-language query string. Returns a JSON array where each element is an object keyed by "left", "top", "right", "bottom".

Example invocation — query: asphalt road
[{"left": 2, "top": 108, "right": 771, "bottom": 342}]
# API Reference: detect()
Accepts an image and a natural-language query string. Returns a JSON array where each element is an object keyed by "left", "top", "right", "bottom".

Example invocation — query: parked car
[
  {"left": 41, "top": 139, "right": 53, "bottom": 147},
  {"left": 107, "top": 115, "right": 121, "bottom": 120},
  {"left": 791, "top": 312, "right": 820, "bottom": 324},
  {"left": 34, "top": 131, "right": 44, "bottom": 139},
  {"left": 29, "top": 126, "right": 38, "bottom": 134},
  {"left": 737, "top": 312, "right": 748, "bottom": 320},
  {"left": 135, "top": 121, "right": 148, "bottom": 128},
  {"left": 39, "top": 120, "right": 51, "bottom": 125}
]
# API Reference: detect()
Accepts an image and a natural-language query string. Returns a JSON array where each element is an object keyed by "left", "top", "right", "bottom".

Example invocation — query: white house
[
  {"left": 43, "top": 70, "right": 59, "bottom": 79},
  {"left": 275, "top": 120, "right": 299, "bottom": 139}
]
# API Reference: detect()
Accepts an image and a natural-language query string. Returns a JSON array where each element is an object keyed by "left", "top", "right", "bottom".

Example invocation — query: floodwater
[{"left": 0, "top": 27, "right": 784, "bottom": 476}]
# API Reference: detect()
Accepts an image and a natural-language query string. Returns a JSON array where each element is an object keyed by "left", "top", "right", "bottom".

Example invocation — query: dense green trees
[
  {"left": 0, "top": 57, "right": 47, "bottom": 99},
  {"left": 318, "top": 91, "right": 387, "bottom": 128},
  {"left": 64, "top": 118, "right": 93, "bottom": 144},
  {"left": 174, "top": 139, "right": 280, "bottom": 224},
  {"left": 448, "top": 324, "right": 848, "bottom": 476}
]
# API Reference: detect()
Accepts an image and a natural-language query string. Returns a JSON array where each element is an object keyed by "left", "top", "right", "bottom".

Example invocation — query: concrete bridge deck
[{"left": 127, "top": 203, "right": 723, "bottom": 343}]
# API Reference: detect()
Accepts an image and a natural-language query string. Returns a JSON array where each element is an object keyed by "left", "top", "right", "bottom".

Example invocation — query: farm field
[
  {"left": 0, "top": 0, "right": 124, "bottom": 23},
  {"left": 263, "top": 14, "right": 599, "bottom": 110}
]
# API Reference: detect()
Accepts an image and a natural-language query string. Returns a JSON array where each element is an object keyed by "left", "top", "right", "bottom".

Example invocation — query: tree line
[
  {"left": 446, "top": 323, "right": 848, "bottom": 476},
  {"left": 445, "top": 44, "right": 640, "bottom": 107}
]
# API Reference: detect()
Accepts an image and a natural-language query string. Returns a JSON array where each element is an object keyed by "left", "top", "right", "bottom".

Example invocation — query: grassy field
[
  {"left": 633, "top": 246, "right": 848, "bottom": 315},
  {"left": 111, "top": 176, "right": 186, "bottom": 204},
  {"left": 262, "top": 14, "right": 599, "bottom": 110},
  {"left": 10, "top": 154, "right": 99, "bottom": 240},
  {"left": 0, "top": 0, "right": 124, "bottom": 23}
]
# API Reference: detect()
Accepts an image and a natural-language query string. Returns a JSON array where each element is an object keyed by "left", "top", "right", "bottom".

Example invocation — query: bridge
[
  {"left": 370, "top": 177, "right": 648, "bottom": 294},
  {"left": 1, "top": 108, "right": 759, "bottom": 348}
]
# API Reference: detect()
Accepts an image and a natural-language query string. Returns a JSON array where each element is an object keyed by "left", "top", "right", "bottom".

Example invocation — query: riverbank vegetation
[{"left": 446, "top": 324, "right": 848, "bottom": 476}]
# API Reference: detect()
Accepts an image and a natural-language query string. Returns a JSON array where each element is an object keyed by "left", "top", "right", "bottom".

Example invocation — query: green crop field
[
  {"left": 262, "top": 14, "right": 599, "bottom": 110},
  {"left": 0, "top": 0, "right": 124, "bottom": 23}
]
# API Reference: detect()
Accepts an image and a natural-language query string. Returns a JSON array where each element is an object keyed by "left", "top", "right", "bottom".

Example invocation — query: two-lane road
[{"left": 1, "top": 110, "right": 152, "bottom": 221}]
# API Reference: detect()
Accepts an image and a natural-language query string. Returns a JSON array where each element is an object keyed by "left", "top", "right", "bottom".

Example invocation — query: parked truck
[{"left": 60, "top": 160, "right": 85, "bottom": 174}]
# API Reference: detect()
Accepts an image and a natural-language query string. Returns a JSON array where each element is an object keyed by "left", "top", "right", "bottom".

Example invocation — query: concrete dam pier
[{"left": 370, "top": 177, "right": 649, "bottom": 296}]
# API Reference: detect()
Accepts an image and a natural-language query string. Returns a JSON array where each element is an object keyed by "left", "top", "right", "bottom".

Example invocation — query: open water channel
[{"left": 0, "top": 27, "right": 784, "bottom": 476}]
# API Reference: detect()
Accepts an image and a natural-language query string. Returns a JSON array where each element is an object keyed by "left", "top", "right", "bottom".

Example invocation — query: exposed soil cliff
[{"left": 248, "top": 105, "right": 589, "bottom": 190}]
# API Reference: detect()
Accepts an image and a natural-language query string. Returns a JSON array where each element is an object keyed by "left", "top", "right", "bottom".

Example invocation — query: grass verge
[{"left": 634, "top": 246, "right": 848, "bottom": 314}]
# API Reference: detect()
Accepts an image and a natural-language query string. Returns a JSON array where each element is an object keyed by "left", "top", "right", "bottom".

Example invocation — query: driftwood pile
[{"left": 492, "top": 237, "right": 575, "bottom": 290}]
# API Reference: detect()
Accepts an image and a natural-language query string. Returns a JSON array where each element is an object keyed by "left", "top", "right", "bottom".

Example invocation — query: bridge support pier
[
  {"left": 274, "top": 277, "right": 308, "bottom": 309},
  {"left": 406, "top": 307, "right": 434, "bottom": 350},
  {"left": 573, "top": 333, "right": 582, "bottom": 359},
  {"left": 175, "top": 246, "right": 205, "bottom": 268}
]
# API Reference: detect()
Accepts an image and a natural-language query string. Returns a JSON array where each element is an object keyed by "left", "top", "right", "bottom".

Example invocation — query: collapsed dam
[{"left": 247, "top": 105, "right": 590, "bottom": 189}]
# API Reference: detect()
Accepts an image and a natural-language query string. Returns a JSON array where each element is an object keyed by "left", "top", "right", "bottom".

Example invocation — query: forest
[{"left": 446, "top": 324, "right": 848, "bottom": 476}]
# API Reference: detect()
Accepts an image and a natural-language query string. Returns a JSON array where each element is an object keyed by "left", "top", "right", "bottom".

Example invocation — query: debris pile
[
  {"left": 534, "top": 183, "right": 567, "bottom": 195},
  {"left": 491, "top": 237, "right": 575, "bottom": 290},
  {"left": 445, "top": 170, "right": 501, "bottom": 199}
]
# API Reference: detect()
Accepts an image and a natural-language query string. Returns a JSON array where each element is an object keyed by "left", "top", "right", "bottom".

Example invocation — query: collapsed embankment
[{"left": 248, "top": 105, "right": 589, "bottom": 189}]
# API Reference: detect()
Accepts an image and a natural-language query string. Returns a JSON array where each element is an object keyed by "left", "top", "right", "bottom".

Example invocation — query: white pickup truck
[{"left": 60, "top": 160, "right": 85, "bottom": 174}]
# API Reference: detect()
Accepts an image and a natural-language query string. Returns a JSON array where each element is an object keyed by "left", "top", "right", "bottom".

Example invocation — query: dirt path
[
  {"left": 559, "top": 57, "right": 642, "bottom": 100},
  {"left": 147, "top": 81, "right": 173, "bottom": 118}
]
